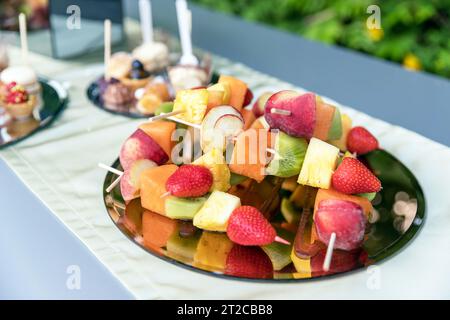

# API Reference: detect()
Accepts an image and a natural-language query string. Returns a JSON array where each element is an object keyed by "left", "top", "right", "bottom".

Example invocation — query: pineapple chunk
[
  {"left": 172, "top": 89, "right": 208, "bottom": 124},
  {"left": 329, "top": 113, "right": 352, "bottom": 151},
  {"left": 193, "top": 148, "right": 231, "bottom": 192},
  {"left": 297, "top": 138, "right": 339, "bottom": 189},
  {"left": 193, "top": 232, "right": 233, "bottom": 271},
  {"left": 193, "top": 191, "right": 241, "bottom": 232}
]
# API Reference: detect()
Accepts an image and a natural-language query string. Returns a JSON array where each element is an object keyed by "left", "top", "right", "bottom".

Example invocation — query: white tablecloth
[{"left": 1, "top": 27, "right": 449, "bottom": 300}]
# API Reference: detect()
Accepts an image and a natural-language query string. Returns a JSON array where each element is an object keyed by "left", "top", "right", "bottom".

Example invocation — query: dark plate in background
[
  {"left": 86, "top": 72, "right": 220, "bottom": 119},
  {"left": 102, "top": 149, "right": 425, "bottom": 282},
  {"left": 0, "top": 79, "right": 68, "bottom": 149}
]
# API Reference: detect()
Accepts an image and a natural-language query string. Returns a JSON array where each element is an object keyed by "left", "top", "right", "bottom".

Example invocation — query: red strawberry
[
  {"left": 166, "top": 165, "right": 212, "bottom": 197},
  {"left": 243, "top": 88, "right": 254, "bottom": 107},
  {"left": 225, "top": 245, "right": 273, "bottom": 279},
  {"left": 347, "top": 126, "right": 379, "bottom": 154},
  {"left": 227, "top": 206, "right": 277, "bottom": 246},
  {"left": 332, "top": 157, "right": 381, "bottom": 194}
]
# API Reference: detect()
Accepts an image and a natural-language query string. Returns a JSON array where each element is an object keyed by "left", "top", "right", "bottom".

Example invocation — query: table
[{"left": 1, "top": 1, "right": 449, "bottom": 299}]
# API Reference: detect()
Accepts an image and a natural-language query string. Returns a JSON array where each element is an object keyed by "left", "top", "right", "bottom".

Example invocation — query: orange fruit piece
[
  {"left": 241, "top": 108, "right": 256, "bottom": 130},
  {"left": 139, "top": 121, "right": 176, "bottom": 160},
  {"left": 142, "top": 210, "right": 177, "bottom": 249},
  {"left": 229, "top": 128, "right": 274, "bottom": 182},
  {"left": 140, "top": 164, "right": 178, "bottom": 215},
  {"left": 313, "top": 102, "right": 336, "bottom": 141},
  {"left": 218, "top": 75, "right": 247, "bottom": 111}
]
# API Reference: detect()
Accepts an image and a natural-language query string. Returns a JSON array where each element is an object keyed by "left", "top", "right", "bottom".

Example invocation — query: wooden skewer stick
[
  {"left": 18, "top": 13, "right": 28, "bottom": 65},
  {"left": 139, "top": 0, "right": 154, "bottom": 43},
  {"left": 106, "top": 175, "right": 122, "bottom": 193},
  {"left": 98, "top": 163, "right": 124, "bottom": 192},
  {"left": 322, "top": 232, "right": 336, "bottom": 272},
  {"left": 270, "top": 108, "right": 291, "bottom": 116},
  {"left": 98, "top": 163, "right": 123, "bottom": 176},
  {"left": 148, "top": 110, "right": 183, "bottom": 122},
  {"left": 274, "top": 236, "right": 291, "bottom": 245},
  {"left": 160, "top": 191, "right": 171, "bottom": 198},
  {"left": 167, "top": 116, "right": 201, "bottom": 129},
  {"left": 104, "top": 19, "right": 112, "bottom": 81}
]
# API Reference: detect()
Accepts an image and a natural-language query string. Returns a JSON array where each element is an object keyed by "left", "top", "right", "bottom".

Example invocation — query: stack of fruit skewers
[{"left": 100, "top": 74, "right": 382, "bottom": 279}]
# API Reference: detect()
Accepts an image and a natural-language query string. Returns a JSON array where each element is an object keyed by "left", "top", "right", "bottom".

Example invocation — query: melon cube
[{"left": 140, "top": 164, "right": 178, "bottom": 216}]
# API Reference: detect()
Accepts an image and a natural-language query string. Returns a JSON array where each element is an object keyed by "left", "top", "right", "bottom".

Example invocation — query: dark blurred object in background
[
  {"left": 0, "top": 0, "right": 49, "bottom": 31},
  {"left": 193, "top": 0, "right": 450, "bottom": 79}
]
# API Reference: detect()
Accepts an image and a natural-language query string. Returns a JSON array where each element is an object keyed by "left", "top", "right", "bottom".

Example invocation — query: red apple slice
[
  {"left": 200, "top": 106, "right": 243, "bottom": 152},
  {"left": 264, "top": 91, "right": 316, "bottom": 139},
  {"left": 243, "top": 88, "right": 254, "bottom": 107},
  {"left": 119, "top": 129, "right": 168, "bottom": 171},
  {"left": 120, "top": 159, "right": 157, "bottom": 201},
  {"left": 314, "top": 199, "right": 366, "bottom": 251},
  {"left": 252, "top": 92, "right": 272, "bottom": 117}
]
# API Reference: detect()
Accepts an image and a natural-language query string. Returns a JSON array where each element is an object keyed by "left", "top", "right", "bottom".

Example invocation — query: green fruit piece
[
  {"left": 281, "top": 198, "right": 300, "bottom": 224},
  {"left": 266, "top": 132, "right": 308, "bottom": 178},
  {"left": 155, "top": 102, "right": 174, "bottom": 116},
  {"left": 166, "top": 228, "right": 201, "bottom": 261},
  {"left": 261, "top": 228, "right": 294, "bottom": 271},
  {"left": 165, "top": 196, "right": 207, "bottom": 220},
  {"left": 357, "top": 192, "right": 377, "bottom": 201},
  {"left": 230, "top": 172, "right": 248, "bottom": 185},
  {"left": 327, "top": 107, "right": 343, "bottom": 140}
]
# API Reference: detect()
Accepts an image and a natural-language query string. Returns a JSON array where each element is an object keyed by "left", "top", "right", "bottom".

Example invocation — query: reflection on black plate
[
  {"left": 0, "top": 79, "right": 68, "bottom": 149},
  {"left": 102, "top": 150, "right": 425, "bottom": 282},
  {"left": 86, "top": 72, "right": 220, "bottom": 119}
]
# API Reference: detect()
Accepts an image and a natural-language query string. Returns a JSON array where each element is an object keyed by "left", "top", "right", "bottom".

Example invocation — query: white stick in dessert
[
  {"left": 104, "top": 19, "right": 112, "bottom": 81},
  {"left": 270, "top": 108, "right": 291, "bottom": 116},
  {"left": 175, "top": 0, "right": 198, "bottom": 66},
  {"left": 106, "top": 175, "right": 122, "bottom": 193},
  {"left": 18, "top": 13, "right": 29, "bottom": 65},
  {"left": 139, "top": 0, "right": 154, "bottom": 43},
  {"left": 322, "top": 232, "right": 336, "bottom": 272}
]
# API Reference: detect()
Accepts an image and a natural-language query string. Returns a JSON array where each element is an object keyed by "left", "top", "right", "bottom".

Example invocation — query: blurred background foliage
[{"left": 192, "top": 0, "right": 450, "bottom": 79}]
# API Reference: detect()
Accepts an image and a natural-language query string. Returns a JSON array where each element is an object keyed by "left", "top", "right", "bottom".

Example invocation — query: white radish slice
[{"left": 200, "top": 105, "right": 243, "bottom": 152}]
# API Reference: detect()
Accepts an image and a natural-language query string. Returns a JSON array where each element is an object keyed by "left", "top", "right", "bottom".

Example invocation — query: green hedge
[{"left": 193, "top": 0, "right": 450, "bottom": 79}]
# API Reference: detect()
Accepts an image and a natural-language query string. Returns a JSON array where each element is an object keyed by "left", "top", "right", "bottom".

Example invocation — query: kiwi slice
[
  {"left": 328, "top": 107, "right": 343, "bottom": 140},
  {"left": 165, "top": 196, "right": 207, "bottom": 220},
  {"left": 155, "top": 102, "right": 174, "bottom": 116},
  {"left": 261, "top": 228, "right": 294, "bottom": 271},
  {"left": 281, "top": 198, "right": 300, "bottom": 224},
  {"left": 266, "top": 132, "right": 308, "bottom": 178},
  {"left": 357, "top": 192, "right": 377, "bottom": 201}
]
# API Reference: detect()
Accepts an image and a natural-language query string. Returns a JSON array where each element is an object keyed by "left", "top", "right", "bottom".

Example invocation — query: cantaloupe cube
[
  {"left": 142, "top": 210, "right": 177, "bottom": 249},
  {"left": 329, "top": 114, "right": 352, "bottom": 151},
  {"left": 229, "top": 128, "right": 275, "bottom": 182},
  {"left": 139, "top": 121, "right": 176, "bottom": 159},
  {"left": 193, "top": 232, "right": 234, "bottom": 271},
  {"left": 140, "top": 164, "right": 178, "bottom": 216},
  {"left": 205, "top": 89, "right": 224, "bottom": 114},
  {"left": 241, "top": 108, "right": 256, "bottom": 130},
  {"left": 313, "top": 102, "right": 336, "bottom": 141},
  {"left": 313, "top": 188, "right": 373, "bottom": 218},
  {"left": 218, "top": 75, "right": 247, "bottom": 111}
]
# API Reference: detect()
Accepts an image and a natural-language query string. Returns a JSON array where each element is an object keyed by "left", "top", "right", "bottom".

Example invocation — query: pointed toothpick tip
[{"left": 274, "top": 236, "right": 290, "bottom": 245}]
